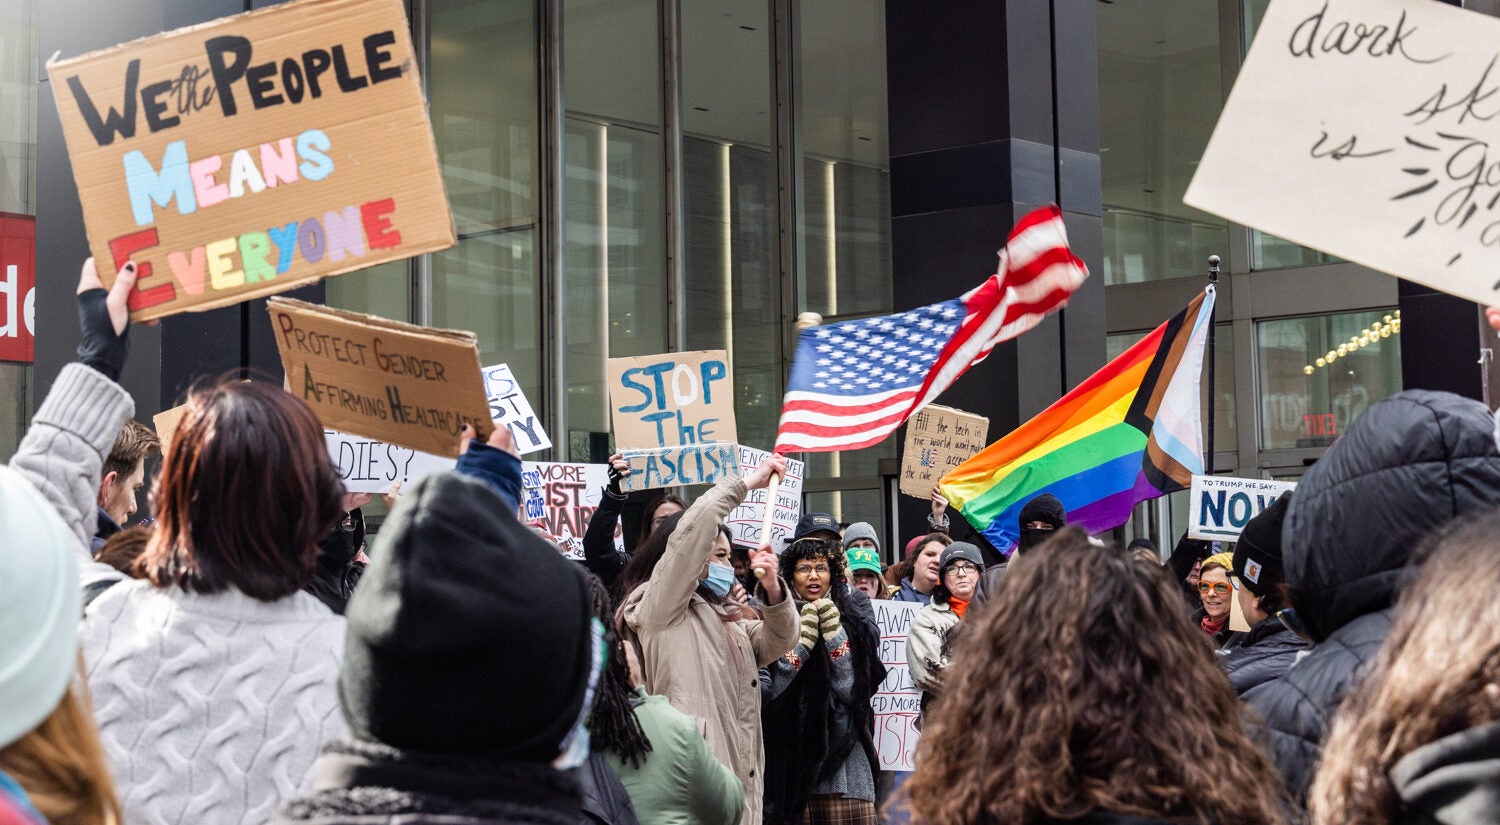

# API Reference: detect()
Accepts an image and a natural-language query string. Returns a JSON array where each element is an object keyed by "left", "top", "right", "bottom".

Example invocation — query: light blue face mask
[{"left": 702, "top": 561, "right": 736, "bottom": 598}]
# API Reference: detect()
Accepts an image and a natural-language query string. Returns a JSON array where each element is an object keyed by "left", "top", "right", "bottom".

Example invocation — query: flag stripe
[{"left": 939, "top": 287, "right": 1215, "bottom": 553}]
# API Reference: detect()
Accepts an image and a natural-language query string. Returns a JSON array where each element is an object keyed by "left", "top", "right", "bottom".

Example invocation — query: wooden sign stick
[{"left": 755, "top": 311, "right": 824, "bottom": 580}]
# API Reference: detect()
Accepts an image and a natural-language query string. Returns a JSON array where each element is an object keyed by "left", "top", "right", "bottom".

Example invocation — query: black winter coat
[
  {"left": 1245, "top": 390, "right": 1500, "bottom": 806},
  {"left": 1222, "top": 616, "right": 1307, "bottom": 697}
]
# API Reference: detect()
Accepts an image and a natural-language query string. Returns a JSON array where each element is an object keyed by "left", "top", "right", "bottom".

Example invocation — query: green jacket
[{"left": 607, "top": 688, "right": 744, "bottom": 825}]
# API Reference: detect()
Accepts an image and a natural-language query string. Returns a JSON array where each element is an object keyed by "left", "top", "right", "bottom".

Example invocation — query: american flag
[{"left": 773, "top": 205, "right": 1089, "bottom": 453}]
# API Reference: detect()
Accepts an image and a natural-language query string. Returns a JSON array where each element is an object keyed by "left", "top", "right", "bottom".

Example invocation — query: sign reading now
[{"left": 1188, "top": 474, "right": 1298, "bottom": 541}]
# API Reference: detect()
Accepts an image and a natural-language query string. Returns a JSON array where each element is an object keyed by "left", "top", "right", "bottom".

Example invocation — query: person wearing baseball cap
[
  {"left": 843, "top": 523, "right": 887, "bottom": 600},
  {"left": 790, "top": 511, "right": 842, "bottom": 544},
  {"left": 907, "top": 543, "right": 986, "bottom": 719},
  {"left": 1225, "top": 491, "right": 1308, "bottom": 697}
]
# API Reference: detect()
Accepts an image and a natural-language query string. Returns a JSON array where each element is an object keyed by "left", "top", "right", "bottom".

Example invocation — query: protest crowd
[{"left": 8, "top": 250, "right": 1500, "bottom": 825}]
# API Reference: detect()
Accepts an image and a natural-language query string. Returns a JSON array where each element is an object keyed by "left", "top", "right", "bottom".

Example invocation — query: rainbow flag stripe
[{"left": 939, "top": 287, "right": 1216, "bottom": 552}]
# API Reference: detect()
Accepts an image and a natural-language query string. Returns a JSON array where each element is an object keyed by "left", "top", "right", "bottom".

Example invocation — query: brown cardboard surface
[
  {"left": 900, "top": 404, "right": 989, "bottom": 499},
  {"left": 268, "top": 297, "right": 490, "bottom": 457},
  {"left": 49, "top": 0, "right": 454, "bottom": 321},
  {"left": 153, "top": 402, "right": 188, "bottom": 456},
  {"left": 606, "top": 349, "right": 737, "bottom": 451}
]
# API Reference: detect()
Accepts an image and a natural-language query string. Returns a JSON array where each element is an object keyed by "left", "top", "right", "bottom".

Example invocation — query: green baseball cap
[{"left": 846, "top": 547, "right": 881, "bottom": 576}]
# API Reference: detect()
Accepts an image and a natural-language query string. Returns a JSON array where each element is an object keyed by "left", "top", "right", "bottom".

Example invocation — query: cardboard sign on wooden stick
[
  {"left": 268, "top": 297, "right": 490, "bottom": 457},
  {"left": 48, "top": 0, "right": 455, "bottom": 322},
  {"left": 1185, "top": 0, "right": 1500, "bottom": 307}
]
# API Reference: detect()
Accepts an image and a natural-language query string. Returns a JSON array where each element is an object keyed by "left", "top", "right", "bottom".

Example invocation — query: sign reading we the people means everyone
[
  {"left": 269, "top": 297, "right": 490, "bottom": 457},
  {"left": 1188, "top": 475, "right": 1298, "bottom": 541},
  {"left": 607, "top": 349, "right": 739, "bottom": 491},
  {"left": 1185, "top": 0, "right": 1500, "bottom": 307},
  {"left": 48, "top": 0, "right": 454, "bottom": 321}
]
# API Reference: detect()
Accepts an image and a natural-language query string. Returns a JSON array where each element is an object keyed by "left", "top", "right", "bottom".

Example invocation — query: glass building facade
[{"left": 13, "top": 0, "right": 1489, "bottom": 554}]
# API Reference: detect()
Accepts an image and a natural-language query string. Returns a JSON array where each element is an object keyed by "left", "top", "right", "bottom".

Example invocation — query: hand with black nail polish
[{"left": 75, "top": 257, "right": 137, "bottom": 381}]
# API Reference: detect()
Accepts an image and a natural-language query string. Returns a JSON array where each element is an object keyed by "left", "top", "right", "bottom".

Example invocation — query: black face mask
[{"left": 1017, "top": 526, "right": 1057, "bottom": 553}]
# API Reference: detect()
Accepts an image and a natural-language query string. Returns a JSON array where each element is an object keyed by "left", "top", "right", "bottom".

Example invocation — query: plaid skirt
[{"left": 802, "top": 795, "right": 878, "bottom": 825}]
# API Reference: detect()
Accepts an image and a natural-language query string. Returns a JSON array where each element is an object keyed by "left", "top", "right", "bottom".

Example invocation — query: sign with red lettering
[
  {"left": 1303, "top": 413, "right": 1336, "bottom": 439},
  {"left": 520, "top": 461, "right": 619, "bottom": 560},
  {"left": 47, "top": 0, "right": 454, "bottom": 321},
  {"left": 0, "top": 213, "right": 35, "bottom": 363},
  {"left": 268, "top": 297, "right": 491, "bottom": 457}
]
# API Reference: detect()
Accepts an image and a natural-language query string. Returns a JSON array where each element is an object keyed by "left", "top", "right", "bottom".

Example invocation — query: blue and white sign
[{"left": 1188, "top": 474, "right": 1297, "bottom": 541}]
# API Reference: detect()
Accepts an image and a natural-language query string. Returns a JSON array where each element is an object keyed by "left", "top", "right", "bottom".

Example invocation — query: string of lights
[{"left": 1303, "top": 311, "right": 1400, "bottom": 376}]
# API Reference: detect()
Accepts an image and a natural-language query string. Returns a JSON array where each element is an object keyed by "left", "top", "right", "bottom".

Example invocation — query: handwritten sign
[
  {"left": 726, "top": 446, "right": 804, "bottom": 549},
  {"left": 1184, "top": 0, "right": 1500, "bottom": 306},
  {"left": 900, "top": 404, "right": 989, "bottom": 499},
  {"left": 324, "top": 429, "right": 453, "bottom": 493},
  {"left": 47, "top": 0, "right": 454, "bottom": 321},
  {"left": 520, "top": 461, "right": 619, "bottom": 561},
  {"left": 872, "top": 600, "right": 922, "bottom": 772},
  {"left": 153, "top": 402, "right": 188, "bottom": 456},
  {"left": 608, "top": 349, "right": 738, "bottom": 491},
  {"left": 482, "top": 363, "right": 551, "bottom": 455},
  {"left": 1189, "top": 475, "right": 1298, "bottom": 541},
  {"left": 268, "top": 297, "right": 490, "bottom": 457}
]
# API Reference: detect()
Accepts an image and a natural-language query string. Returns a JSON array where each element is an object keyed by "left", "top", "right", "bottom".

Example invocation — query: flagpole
[
  {"left": 755, "top": 311, "right": 824, "bottom": 580},
  {"left": 1205, "top": 255, "right": 1220, "bottom": 477}
]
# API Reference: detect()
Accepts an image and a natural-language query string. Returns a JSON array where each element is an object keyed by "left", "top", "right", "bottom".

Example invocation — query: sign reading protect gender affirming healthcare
[
  {"left": 269, "top": 297, "right": 491, "bottom": 457},
  {"left": 48, "top": 0, "right": 454, "bottom": 321},
  {"left": 607, "top": 349, "right": 739, "bottom": 491},
  {"left": 1185, "top": 0, "right": 1500, "bottom": 307}
]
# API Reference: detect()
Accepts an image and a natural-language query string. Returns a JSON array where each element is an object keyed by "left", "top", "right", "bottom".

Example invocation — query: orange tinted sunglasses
[{"left": 1198, "top": 581, "right": 1231, "bottom": 596}]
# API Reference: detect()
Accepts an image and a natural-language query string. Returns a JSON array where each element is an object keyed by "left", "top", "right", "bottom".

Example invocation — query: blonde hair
[{"left": 0, "top": 663, "right": 121, "bottom": 825}]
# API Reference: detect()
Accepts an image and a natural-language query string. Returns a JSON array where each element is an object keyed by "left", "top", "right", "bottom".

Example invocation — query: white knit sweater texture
[{"left": 81, "top": 580, "right": 347, "bottom": 825}]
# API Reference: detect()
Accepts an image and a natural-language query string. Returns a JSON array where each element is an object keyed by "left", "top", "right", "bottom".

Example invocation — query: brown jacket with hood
[{"left": 621, "top": 476, "right": 799, "bottom": 825}]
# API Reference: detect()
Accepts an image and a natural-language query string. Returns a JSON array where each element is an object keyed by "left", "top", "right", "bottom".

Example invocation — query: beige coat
[{"left": 622, "top": 476, "right": 799, "bottom": 825}]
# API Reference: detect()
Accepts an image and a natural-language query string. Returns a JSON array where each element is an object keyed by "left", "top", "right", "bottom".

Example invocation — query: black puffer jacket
[
  {"left": 1245, "top": 390, "right": 1500, "bottom": 805},
  {"left": 1222, "top": 616, "right": 1306, "bottom": 697}
]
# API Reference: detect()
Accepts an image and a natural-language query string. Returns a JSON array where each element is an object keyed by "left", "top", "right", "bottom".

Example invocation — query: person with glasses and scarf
[
  {"left": 759, "top": 531, "right": 886, "bottom": 825},
  {"left": 616, "top": 457, "right": 799, "bottom": 825},
  {"left": 908, "top": 543, "right": 986, "bottom": 722},
  {"left": 1195, "top": 551, "right": 1246, "bottom": 650}
]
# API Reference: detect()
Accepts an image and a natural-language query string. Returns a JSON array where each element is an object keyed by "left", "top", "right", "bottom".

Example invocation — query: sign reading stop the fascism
[{"left": 48, "top": 0, "right": 454, "bottom": 321}]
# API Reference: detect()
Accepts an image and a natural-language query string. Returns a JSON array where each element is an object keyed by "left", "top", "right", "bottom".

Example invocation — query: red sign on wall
[
  {"left": 1303, "top": 413, "right": 1336, "bottom": 439},
  {"left": 0, "top": 213, "right": 35, "bottom": 364}
]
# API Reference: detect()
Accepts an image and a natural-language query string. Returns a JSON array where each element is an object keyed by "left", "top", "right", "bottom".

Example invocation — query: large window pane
[
  {"left": 681, "top": 0, "right": 781, "bottom": 453},
  {"left": 430, "top": 0, "right": 538, "bottom": 236},
  {"left": 1098, "top": 0, "right": 1227, "bottom": 283},
  {"left": 1257, "top": 310, "right": 1402, "bottom": 450},
  {"left": 431, "top": 231, "right": 542, "bottom": 409},
  {"left": 326, "top": 261, "right": 410, "bottom": 322},
  {"left": 562, "top": 0, "right": 667, "bottom": 463}
]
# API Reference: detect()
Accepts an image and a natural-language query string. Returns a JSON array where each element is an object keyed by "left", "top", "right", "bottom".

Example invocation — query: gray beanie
[{"left": 843, "top": 521, "right": 880, "bottom": 553}]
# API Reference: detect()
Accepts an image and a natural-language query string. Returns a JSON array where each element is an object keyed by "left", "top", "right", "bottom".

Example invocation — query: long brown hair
[
  {"left": 1310, "top": 512, "right": 1500, "bottom": 824},
  {"left": 0, "top": 663, "right": 121, "bottom": 825},
  {"left": 895, "top": 527, "right": 1286, "bottom": 825},
  {"left": 137, "top": 377, "right": 343, "bottom": 601}
]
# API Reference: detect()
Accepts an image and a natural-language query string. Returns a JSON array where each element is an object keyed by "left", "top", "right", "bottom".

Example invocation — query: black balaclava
[{"left": 1016, "top": 493, "right": 1066, "bottom": 552}]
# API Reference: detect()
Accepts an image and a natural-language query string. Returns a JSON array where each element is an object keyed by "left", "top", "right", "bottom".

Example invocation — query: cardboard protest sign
[
  {"left": 324, "top": 429, "right": 454, "bottom": 493},
  {"left": 1184, "top": 0, "right": 1500, "bottom": 307},
  {"left": 607, "top": 349, "right": 739, "bottom": 491},
  {"left": 268, "top": 297, "right": 490, "bottom": 457},
  {"left": 1188, "top": 475, "right": 1298, "bottom": 541},
  {"left": 900, "top": 404, "right": 989, "bottom": 499},
  {"left": 48, "top": 0, "right": 454, "bottom": 321},
  {"left": 727, "top": 445, "right": 804, "bottom": 549},
  {"left": 482, "top": 363, "right": 551, "bottom": 455},
  {"left": 520, "top": 461, "right": 619, "bottom": 561},
  {"left": 872, "top": 600, "right": 922, "bottom": 772},
  {"left": 153, "top": 402, "right": 188, "bottom": 455}
]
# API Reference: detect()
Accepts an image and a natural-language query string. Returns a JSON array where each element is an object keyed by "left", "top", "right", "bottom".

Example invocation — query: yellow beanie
[{"left": 1201, "top": 551, "right": 1234, "bottom": 574}]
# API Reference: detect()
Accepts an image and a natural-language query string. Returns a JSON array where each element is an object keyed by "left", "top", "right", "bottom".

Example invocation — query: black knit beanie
[
  {"left": 339, "top": 471, "right": 594, "bottom": 760},
  {"left": 1232, "top": 490, "right": 1291, "bottom": 598},
  {"left": 1017, "top": 493, "right": 1067, "bottom": 552}
]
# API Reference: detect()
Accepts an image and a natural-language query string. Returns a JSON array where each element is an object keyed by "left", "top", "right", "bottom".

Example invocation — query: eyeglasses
[
  {"left": 945, "top": 562, "right": 980, "bottom": 577},
  {"left": 794, "top": 564, "right": 831, "bottom": 576},
  {"left": 1198, "top": 581, "right": 1231, "bottom": 596}
]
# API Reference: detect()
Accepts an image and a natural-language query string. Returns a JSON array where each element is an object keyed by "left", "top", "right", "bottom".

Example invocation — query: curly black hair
[{"left": 778, "top": 537, "right": 848, "bottom": 598}]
